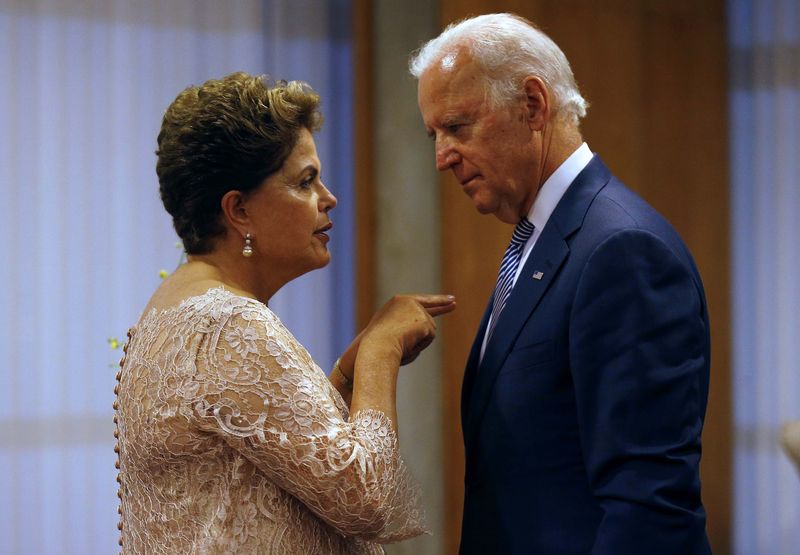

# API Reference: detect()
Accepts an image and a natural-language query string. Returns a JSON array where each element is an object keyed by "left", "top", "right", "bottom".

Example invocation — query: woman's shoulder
[
  {"left": 181, "top": 285, "right": 267, "bottom": 320},
  {"left": 137, "top": 278, "right": 276, "bottom": 332}
]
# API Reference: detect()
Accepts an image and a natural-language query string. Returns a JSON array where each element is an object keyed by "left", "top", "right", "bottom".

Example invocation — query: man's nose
[{"left": 435, "top": 142, "right": 460, "bottom": 172}]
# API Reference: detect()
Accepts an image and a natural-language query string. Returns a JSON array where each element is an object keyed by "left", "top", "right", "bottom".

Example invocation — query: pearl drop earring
[{"left": 242, "top": 233, "right": 253, "bottom": 257}]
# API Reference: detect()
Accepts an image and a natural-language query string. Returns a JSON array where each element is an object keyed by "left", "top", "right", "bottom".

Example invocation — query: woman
[{"left": 113, "top": 72, "right": 455, "bottom": 554}]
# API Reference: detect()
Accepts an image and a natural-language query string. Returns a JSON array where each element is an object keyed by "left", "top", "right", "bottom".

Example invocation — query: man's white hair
[{"left": 409, "top": 13, "right": 588, "bottom": 123}]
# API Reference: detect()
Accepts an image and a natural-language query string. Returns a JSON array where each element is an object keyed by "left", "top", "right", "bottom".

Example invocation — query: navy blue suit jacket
[{"left": 459, "top": 157, "right": 711, "bottom": 555}]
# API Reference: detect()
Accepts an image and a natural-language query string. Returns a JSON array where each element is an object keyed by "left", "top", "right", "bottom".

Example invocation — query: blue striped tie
[{"left": 486, "top": 218, "right": 536, "bottom": 342}]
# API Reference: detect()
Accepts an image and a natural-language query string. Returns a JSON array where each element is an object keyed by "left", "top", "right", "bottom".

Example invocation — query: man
[{"left": 410, "top": 13, "right": 711, "bottom": 555}]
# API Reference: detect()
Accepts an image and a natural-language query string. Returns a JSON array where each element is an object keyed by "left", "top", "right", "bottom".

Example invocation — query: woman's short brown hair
[{"left": 156, "top": 72, "right": 322, "bottom": 254}]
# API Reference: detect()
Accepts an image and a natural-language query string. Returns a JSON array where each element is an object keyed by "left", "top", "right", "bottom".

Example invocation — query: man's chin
[
  {"left": 467, "top": 193, "right": 496, "bottom": 214},
  {"left": 473, "top": 201, "right": 519, "bottom": 224},
  {"left": 471, "top": 196, "right": 497, "bottom": 215}
]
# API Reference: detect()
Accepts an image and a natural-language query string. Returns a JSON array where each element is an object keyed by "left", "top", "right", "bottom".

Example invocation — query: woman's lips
[{"left": 314, "top": 222, "right": 332, "bottom": 243}]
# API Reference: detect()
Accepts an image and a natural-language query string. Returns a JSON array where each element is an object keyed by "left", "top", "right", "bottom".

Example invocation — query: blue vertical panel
[
  {"left": 87, "top": 443, "right": 120, "bottom": 552},
  {"left": 0, "top": 451, "right": 16, "bottom": 554},
  {"left": 0, "top": 0, "right": 17, "bottom": 425},
  {"left": 730, "top": 0, "right": 800, "bottom": 553},
  {"left": 16, "top": 450, "right": 42, "bottom": 554},
  {"left": 39, "top": 446, "right": 62, "bottom": 554},
  {"left": 325, "top": 0, "right": 356, "bottom": 370},
  {"left": 64, "top": 447, "right": 91, "bottom": 554},
  {"left": 63, "top": 14, "right": 93, "bottom": 420},
  {"left": 10, "top": 10, "right": 40, "bottom": 430},
  {"left": 35, "top": 11, "right": 66, "bottom": 422}
]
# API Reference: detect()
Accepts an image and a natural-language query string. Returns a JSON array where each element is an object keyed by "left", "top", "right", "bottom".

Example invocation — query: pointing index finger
[{"left": 410, "top": 293, "right": 456, "bottom": 307}]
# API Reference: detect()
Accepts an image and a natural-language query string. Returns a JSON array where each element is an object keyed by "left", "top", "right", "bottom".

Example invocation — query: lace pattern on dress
[{"left": 116, "top": 287, "right": 425, "bottom": 554}]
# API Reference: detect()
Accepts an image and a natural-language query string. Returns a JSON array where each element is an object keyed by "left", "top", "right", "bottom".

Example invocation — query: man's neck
[
  {"left": 542, "top": 121, "right": 583, "bottom": 181},
  {"left": 521, "top": 122, "right": 583, "bottom": 219}
]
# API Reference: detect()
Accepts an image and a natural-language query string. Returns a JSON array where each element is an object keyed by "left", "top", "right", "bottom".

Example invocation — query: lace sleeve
[{"left": 190, "top": 304, "right": 425, "bottom": 542}]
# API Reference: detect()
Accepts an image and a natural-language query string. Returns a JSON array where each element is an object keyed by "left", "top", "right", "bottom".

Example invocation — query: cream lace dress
[{"left": 114, "top": 287, "right": 425, "bottom": 554}]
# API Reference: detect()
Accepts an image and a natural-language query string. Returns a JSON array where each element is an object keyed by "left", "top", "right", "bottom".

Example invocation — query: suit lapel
[
  {"left": 462, "top": 155, "right": 612, "bottom": 451},
  {"left": 461, "top": 298, "right": 492, "bottom": 430},
  {"left": 465, "top": 230, "right": 569, "bottom": 446}
]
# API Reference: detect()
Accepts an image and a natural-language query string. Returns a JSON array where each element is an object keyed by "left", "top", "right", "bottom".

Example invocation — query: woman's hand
[
  {"left": 337, "top": 294, "right": 456, "bottom": 380},
  {"left": 363, "top": 294, "right": 456, "bottom": 365},
  {"left": 341, "top": 294, "right": 455, "bottom": 429}
]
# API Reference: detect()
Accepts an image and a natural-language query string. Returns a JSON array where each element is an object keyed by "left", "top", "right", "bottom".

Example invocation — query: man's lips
[
  {"left": 460, "top": 175, "right": 480, "bottom": 187},
  {"left": 459, "top": 176, "right": 482, "bottom": 195}
]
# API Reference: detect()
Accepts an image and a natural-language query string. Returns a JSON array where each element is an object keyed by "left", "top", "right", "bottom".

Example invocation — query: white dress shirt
[{"left": 480, "top": 142, "right": 594, "bottom": 361}]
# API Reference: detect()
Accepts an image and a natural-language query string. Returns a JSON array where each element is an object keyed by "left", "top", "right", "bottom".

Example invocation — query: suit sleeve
[{"left": 570, "top": 228, "right": 710, "bottom": 555}]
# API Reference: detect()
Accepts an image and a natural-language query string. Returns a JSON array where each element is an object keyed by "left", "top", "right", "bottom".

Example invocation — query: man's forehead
[
  {"left": 432, "top": 45, "right": 474, "bottom": 77},
  {"left": 438, "top": 50, "right": 460, "bottom": 72},
  {"left": 420, "top": 52, "right": 481, "bottom": 96}
]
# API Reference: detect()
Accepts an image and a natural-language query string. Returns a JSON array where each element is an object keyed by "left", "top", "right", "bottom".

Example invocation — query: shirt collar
[{"left": 526, "top": 142, "right": 594, "bottom": 230}]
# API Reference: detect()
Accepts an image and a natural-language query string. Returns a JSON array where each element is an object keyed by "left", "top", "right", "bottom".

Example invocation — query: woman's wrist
[
  {"left": 339, "top": 336, "right": 360, "bottom": 378},
  {"left": 356, "top": 338, "right": 403, "bottom": 374},
  {"left": 332, "top": 357, "right": 353, "bottom": 389}
]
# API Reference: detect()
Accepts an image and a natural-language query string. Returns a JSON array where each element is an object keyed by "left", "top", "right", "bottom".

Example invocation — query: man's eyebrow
[{"left": 442, "top": 113, "right": 469, "bottom": 124}]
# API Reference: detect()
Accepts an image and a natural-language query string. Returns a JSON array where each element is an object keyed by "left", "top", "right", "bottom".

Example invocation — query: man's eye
[{"left": 446, "top": 124, "right": 462, "bottom": 133}]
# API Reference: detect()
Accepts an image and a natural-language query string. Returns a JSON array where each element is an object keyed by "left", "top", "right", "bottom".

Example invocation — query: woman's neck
[{"left": 183, "top": 252, "right": 284, "bottom": 305}]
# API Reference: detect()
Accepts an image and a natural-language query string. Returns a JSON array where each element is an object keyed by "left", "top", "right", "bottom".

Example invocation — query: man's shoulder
[
  {"left": 584, "top": 175, "right": 676, "bottom": 237},
  {"left": 554, "top": 156, "right": 691, "bottom": 259},
  {"left": 574, "top": 173, "right": 700, "bottom": 277}
]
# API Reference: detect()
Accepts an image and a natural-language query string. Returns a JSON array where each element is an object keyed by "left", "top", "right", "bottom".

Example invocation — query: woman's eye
[{"left": 300, "top": 177, "right": 314, "bottom": 189}]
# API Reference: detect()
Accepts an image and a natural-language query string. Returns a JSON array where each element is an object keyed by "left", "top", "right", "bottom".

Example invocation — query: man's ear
[
  {"left": 220, "top": 190, "right": 250, "bottom": 237},
  {"left": 523, "top": 76, "right": 550, "bottom": 131}
]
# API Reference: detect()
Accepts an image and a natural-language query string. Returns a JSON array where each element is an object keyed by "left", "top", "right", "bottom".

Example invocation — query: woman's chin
[{"left": 309, "top": 252, "right": 332, "bottom": 271}]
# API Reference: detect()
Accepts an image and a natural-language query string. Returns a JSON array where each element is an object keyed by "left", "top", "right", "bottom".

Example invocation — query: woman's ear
[
  {"left": 220, "top": 190, "right": 250, "bottom": 237},
  {"left": 523, "top": 76, "right": 550, "bottom": 131}
]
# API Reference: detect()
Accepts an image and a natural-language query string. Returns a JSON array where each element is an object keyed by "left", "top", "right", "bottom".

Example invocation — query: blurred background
[{"left": 0, "top": 0, "right": 797, "bottom": 553}]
